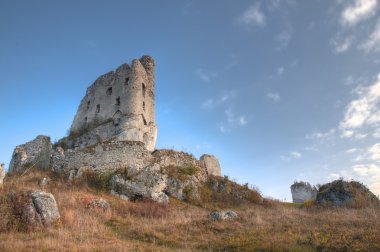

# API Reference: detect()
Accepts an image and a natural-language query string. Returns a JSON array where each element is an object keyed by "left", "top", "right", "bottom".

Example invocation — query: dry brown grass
[{"left": 0, "top": 171, "right": 379, "bottom": 251}]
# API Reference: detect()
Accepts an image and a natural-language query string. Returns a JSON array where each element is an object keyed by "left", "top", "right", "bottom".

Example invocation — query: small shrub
[
  {"left": 303, "top": 200, "right": 315, "bottom": 209},
  {"left": 81, "top": 170, "right": 113, "bottom": 192},
  {"left": 162, "top": 165, "right": 199, "bottom": 181}
]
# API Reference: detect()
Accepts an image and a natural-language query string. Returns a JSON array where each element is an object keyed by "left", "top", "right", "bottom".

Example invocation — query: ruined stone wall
[
  {"left": 52, "top": 140, "right": 152, "bottom": 176},
  {"left": 68, "top": 56, "right": 157, "bottom": 151}
]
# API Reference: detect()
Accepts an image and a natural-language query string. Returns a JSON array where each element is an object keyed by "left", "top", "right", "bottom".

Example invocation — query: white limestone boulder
[
  {"left": 0, "top": 163, "right": 5, "bottom": 184},
  {"left": 200, "top": 154, "right": 221, "bottom": 177},
  {"left": 290, "top": 181, "right": 317, "bottom": 203}
]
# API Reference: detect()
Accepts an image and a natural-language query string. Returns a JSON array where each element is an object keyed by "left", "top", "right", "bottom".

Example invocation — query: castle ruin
[
  {"left": 7, "top": 55, "right": 222, "bottom": 203},
  {"left": 65, "top": 55, "right": 157, "bottom": 151}
]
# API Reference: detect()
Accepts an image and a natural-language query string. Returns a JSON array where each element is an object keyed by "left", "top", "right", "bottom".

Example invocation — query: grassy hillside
[{"left": 1, "top": 171, "right": 379, "bottom": 251}]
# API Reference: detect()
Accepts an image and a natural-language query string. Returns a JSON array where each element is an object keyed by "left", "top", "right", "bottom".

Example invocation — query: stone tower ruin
[{"left": 66, "top": 55, "right": 157, "bottom": 151}]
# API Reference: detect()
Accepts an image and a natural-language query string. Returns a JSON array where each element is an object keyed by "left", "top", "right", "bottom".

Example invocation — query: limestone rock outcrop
[
  {"left": 316, "top": 180, "right": 379, "bottom": 207},
  {"left": 200, "top": 154, "right": 221, "bottom": 177},
  {"left": 290, "top": 181, "right": 317, "bottom": 203},
  {"left": 9, "top": 135, "right": 52, "bottom": 174},
  {"left": 0, "top": 163, "right": 5, "bottom": 184},
  {"left": 110, "top": 165, "right": 169, "bottom": 204},
  {"left": 209, "top": 210, "right": 238, "bottom": 221}
]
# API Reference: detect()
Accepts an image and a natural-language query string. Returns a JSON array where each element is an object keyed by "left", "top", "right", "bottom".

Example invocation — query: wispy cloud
[
  {"left": 266, "top": 92, "right": 281, "bottom": 103},
  {"left": 275, "top": 24, "right": 293, "bottom": 50},
  {"left": 360, "top": 20, "right": 380, "bottom": 52},
  {"left": 195, "top": 68, "right": 218, "bottom": 82},
  {"left": 331, "top": 36, "right": 352, "bottom": 53},
  {"left": 201, "top": 90, "right": 236, "bottom": 109},
  {"left": 341, "top": 0, "right": 378, "bottom": 27},
  {"left": 238, "top": 3, "right": 266, "bottom": 27},
  {"left": 306, "top": 129, "right": 335, "bottom": 141},
  {"left": 281, "top": 151, "right": 303, "bottom": 161},
  {"left": 219, "top": 107, "right": 248, "bottom": 133}
]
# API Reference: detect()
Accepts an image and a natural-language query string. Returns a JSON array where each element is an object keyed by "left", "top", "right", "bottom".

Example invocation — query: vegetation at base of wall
[
  {"left": 80, "top": 170, "right": 114, "bottom": 193},
  {"left": 161, "top": 165, "right": 199, "bottom": 182}
]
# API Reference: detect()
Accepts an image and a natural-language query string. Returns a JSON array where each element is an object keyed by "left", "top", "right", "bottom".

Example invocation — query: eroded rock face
[
  {"left": 200, "top": 154, "right": 221, "bottom": 177},
  {"left": 290, "top": 181, "right": 317, "bottom": 203},
  {"left": 209, "top": 211, "right": 238, "bottom": 221},
  {"left": 0, "top": 163, "right": 5, "bottom": 184},
  {"left": 316, "top": 180, "right": 379, "bottom": 207},
  {"left": 110, "top": 164, "right": 169, "bottom": 204},
  {"left": 9, "top": 135, "right": 52, "bottom": 174}
]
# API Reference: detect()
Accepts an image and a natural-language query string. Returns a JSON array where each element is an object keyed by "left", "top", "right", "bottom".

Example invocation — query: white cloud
[
  {"left": 339, "top": 74, "right": 380, "bottom": 136},
  {"left": 218, "top": 107, "right": 247, "bottom": 133},
  {"left": 239, "top": 116, "right": 247, "bottom": 126},
  {"left": 369, "top": 143, "right": 380, "bottom": 160},
  {"left": 281, "top": 151, "right": 302, "bottom": 161},
  {"left": 219, "top": 124, "right": 231, "bottom": 133},
  {"left": 291, "top": 151, "right": 302, "bottom": 158},
  {"left": 306, "top": 129, "right": 335, "bottom": 140},
  {"left": 201, "top": 91, "right": 236, "bottom": 109},
  {"left": 373, "top": 128, "right": 380, "bottom": 138},
  {"left": 341, "top": 0, "right": 378, "bottom": 27},
  {"left": 266, "top": 92, "right": 281, "bottom": 103},
  {"left": 275, "top": 25, "right": 293, "bottom": 50},
  {"left": 360, "top": 20, "right": 380, "bottom": 53},
  {"left": 195, "top": 68, "right": 218, "bottom": 82},
  {"left": 238, "top": 3, "right": 266, "bottom": 27},
  {"left": 346, "top": 148, "right": 358, "bottom": 153},
  {"left": 304, "top": 145, "right": 319, "bottom": 152},
  {"left": 352, "top": 163, "right": 380, "bottom": 195},
  {"left": 331, "top": 36, "right": 352, "bottom": 53}
]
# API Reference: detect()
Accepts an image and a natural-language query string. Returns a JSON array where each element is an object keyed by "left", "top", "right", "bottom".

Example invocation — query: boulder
[
  {"left": 0, "top": 163, "right": 5, "bottom": 184},
  {"left": 290, "top": 181, "right": 317, "bottom": 203},
  {"left": 209, "top": 210, "right": 238, "bottom": 221},
  {"left": 7, "top": 191, "right": 60, "bottom": 230},
  {"left": 30, "top": 191, "right": 61, "bottom": 225},
  {"left": 200, "top": 154, "right": 221, "bottom": 177},
  {"left": 88, "top": 198, "right": 110, "bottom": 211},
  {"left": 316, "top": 180, "right": 380, "bottom": 207},
  {"left": 9, "top": 135, "right": 53, "bottom": 174}
]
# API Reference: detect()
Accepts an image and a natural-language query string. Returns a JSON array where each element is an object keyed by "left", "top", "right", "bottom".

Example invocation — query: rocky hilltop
[{"left": 6, "top": 56, "right": 222, "bottom": 204}]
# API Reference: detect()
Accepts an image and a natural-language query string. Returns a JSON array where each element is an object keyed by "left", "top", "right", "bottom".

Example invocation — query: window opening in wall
[
  {"left": 143, "top": 102, "right": 145, "bottom": 111},
  {"left": 125, "top": 78, "right": 130, "bottom": 85},
  {"left": 142, "top": 83, "right": 146, "bottom": 97},
  {"left": 87, "top": 101, "right": 90, "bottom": 109},
  {"left": 107, "top": 87, "right": 112, "bottom": 95},
  {"left": 84, "top": 117, "right": 87, "bottom": 123},
  {"left": 96, "top": 104, "right": 100, "bottom": 113},
  {"left": 142, "top": 114, "right": 147, "bottom": 126},
  {"left": 116, "top": 97, "right": 120, "bottom": 106}
]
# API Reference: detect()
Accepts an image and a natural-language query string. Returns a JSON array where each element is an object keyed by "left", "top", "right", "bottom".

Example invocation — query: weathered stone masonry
[{"left": 66, "top": 55, "right": 157, "bottom": 152}]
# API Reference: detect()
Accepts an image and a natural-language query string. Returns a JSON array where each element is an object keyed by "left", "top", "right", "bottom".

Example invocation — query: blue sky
[{"left": 1, "top": 0, "right": 380, "bottom": 201}]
